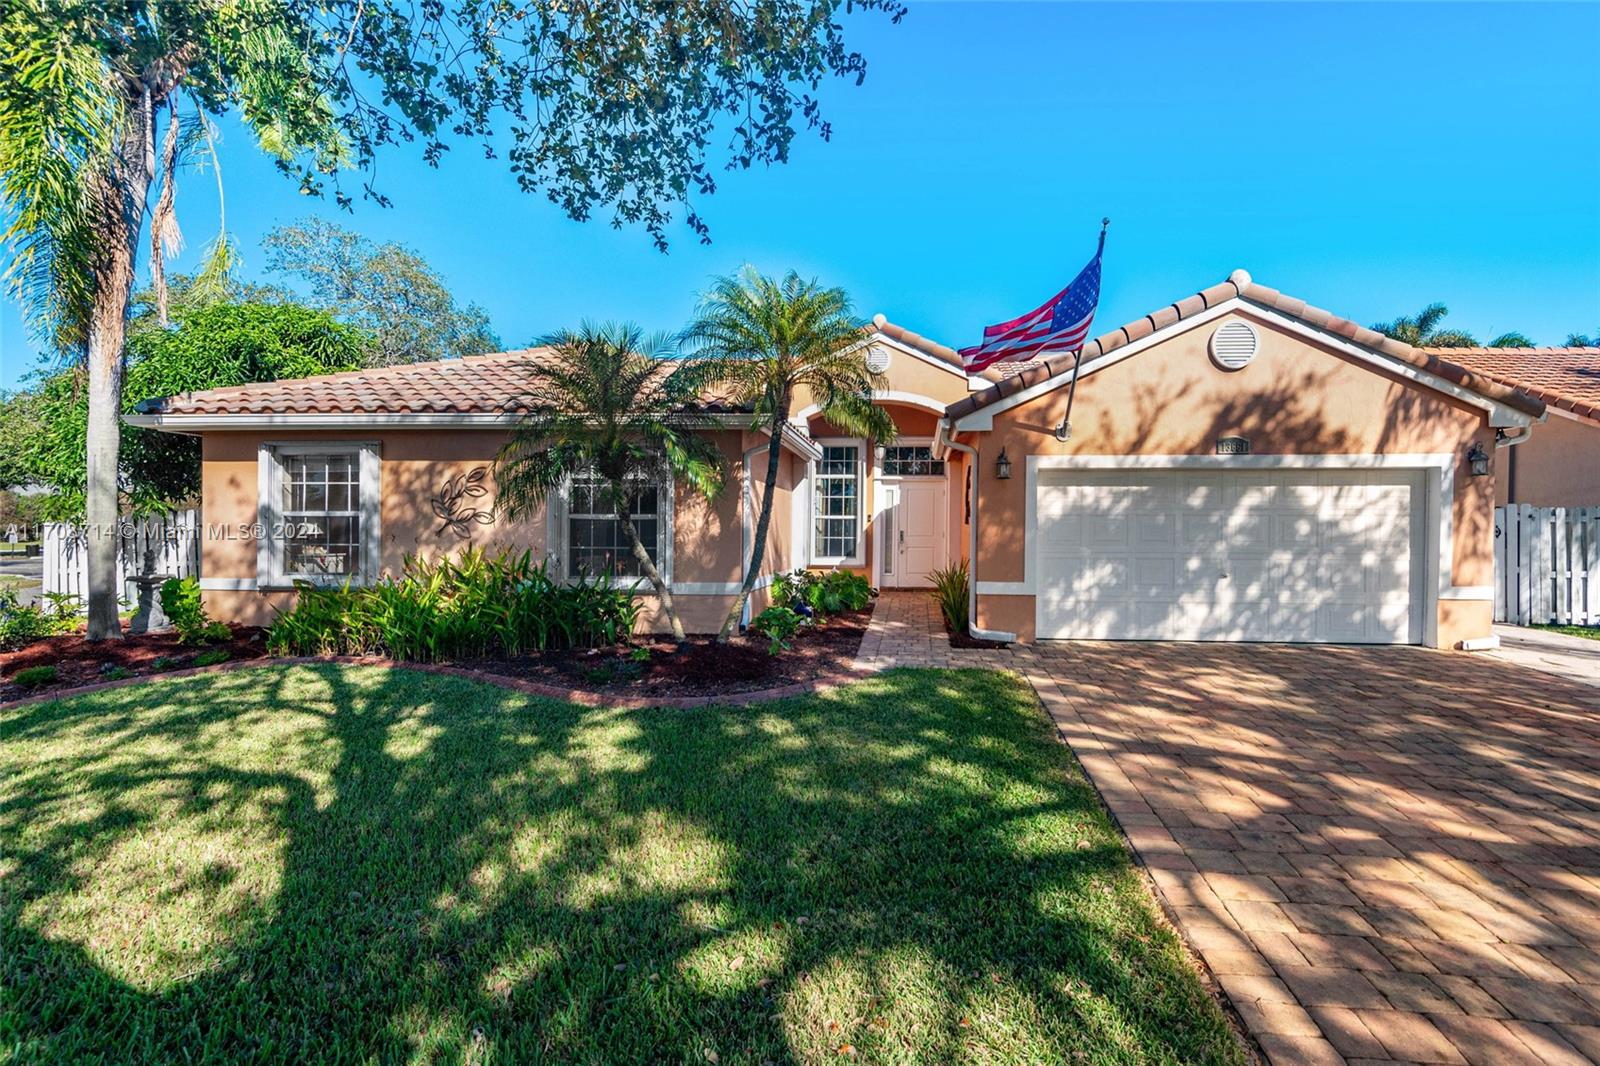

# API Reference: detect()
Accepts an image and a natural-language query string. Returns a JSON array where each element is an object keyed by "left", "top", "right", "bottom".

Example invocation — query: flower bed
[
  {"left": 457, "top": 607, "right": 871, "bottom": 697},
  {"left": 1, "top": 626, "right": 269, "bottom": 703},
  {"left": 3, "top": 611, "right": 872, "bottom": 706}
]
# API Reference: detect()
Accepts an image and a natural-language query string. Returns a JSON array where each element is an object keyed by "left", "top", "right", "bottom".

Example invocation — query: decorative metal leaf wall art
[{"left": 433, "top": 467, "right": 496, "bottom": 538}]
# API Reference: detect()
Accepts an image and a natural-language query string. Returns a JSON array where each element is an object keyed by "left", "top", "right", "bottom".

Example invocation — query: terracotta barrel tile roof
[
  {"left": 137, "top": 349, "right": 752, "bottom": 418},
  {"left": 945, "top": 269, "right": 1547, "bottom": 422},
  {"left": 868, "top": 315, "right": 968, "bottom": 370},
  {"left": 1427, "top": 347, "right": 1600, "bottom": 422}
]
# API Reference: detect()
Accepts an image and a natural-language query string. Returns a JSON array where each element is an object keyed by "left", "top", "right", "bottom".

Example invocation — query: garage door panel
[{"left": 1036, "top": 469, "right": 1420, "bottom": 644}]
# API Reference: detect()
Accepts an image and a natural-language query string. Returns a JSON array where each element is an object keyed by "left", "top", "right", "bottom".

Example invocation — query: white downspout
[{"left": 935, "top": 419, "right": 1019, "bottom": 643}]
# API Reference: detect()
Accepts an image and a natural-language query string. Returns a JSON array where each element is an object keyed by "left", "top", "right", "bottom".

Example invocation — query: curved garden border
[{"left": 0, "top": 654, "right": 881, "bottom": 711}]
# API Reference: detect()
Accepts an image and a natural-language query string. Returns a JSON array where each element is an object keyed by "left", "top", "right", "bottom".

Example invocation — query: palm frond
[{"left": 0, "top": 9, "right": 119, "bottom": 354}]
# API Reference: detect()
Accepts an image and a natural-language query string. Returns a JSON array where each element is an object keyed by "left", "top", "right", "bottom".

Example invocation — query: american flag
[{"left": 960, "top": 225, "right": 1107, "bottom": 373}]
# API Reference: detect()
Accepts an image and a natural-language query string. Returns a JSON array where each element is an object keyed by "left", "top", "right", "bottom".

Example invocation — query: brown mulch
[
  {"left": 1, "top": 625, "right": 269, "bottom": 703},
  {"left": 2, "top": 610, "right": 872, "bottom": 704},
  {"left": 458, "top": 608, "right": 872, "bottom": 697}
]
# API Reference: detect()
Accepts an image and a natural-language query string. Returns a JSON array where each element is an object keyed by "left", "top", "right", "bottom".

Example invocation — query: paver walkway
[
  {"left": 862, "top": 591, "right": 1600, "bottom": 1065},
  {"left": 1492, "top": 624, "right": 1600, "bottom": 689}
]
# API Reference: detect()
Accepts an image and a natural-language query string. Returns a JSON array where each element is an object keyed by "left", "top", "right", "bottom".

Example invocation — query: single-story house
[
  {"left": 128, "top": 268, "right": 1551, "bottom": 649},
  {"left": 1431, "top": 347, "right": 1600, "bottom": 508}
]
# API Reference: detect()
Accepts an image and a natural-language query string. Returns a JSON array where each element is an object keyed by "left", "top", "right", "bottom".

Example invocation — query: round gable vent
[
  {"left": 864, "top": 344, "right": 892, "bottom": 374},
  {"left": 1209, "top": 321, "right": 1258, "bottom": 370}
]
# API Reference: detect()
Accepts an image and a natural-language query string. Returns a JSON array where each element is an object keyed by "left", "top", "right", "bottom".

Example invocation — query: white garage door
[{"left": 1036, "top": 469, "right": 1422, "bottom": 643}]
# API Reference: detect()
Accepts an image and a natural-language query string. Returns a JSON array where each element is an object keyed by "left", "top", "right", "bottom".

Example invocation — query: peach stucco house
[
  {"left": 1434, "top": 348, "right": 1600, "bottom": 508},
  {"left": 128, "top": 269, "right": 1555, "bottom": 650}
]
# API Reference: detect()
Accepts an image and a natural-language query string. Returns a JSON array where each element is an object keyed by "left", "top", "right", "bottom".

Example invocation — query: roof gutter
[
  {"left": 123, "top": 411, "right": 824, "bottom": 462},
  {"left": 934, "top": 418, "right": 1018, "bottom": 644}
]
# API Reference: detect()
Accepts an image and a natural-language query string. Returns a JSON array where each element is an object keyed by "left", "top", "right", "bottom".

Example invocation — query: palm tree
[
  {"left": 0, "top": 5, "right": 341, "bottom": 638},
  {"left": 1566, "top": 331, "right": 1598, "bottom": 347},
  {"left": 1486, "top": 332, "right": 1536, "bottom": 348},
  {"left": 684, "top": 268, "right": 896, "bottom": 642},
  {"left": 1371, "top": 303, "right": 1479, "bottom": 347},
  {"left": 494, "top": 325, "right": 723, "bottom": 643}
]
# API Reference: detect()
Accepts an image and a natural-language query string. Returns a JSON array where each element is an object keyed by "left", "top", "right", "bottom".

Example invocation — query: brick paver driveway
[{"left": 1027, "top": 642, "right": 1600, "bottom": 1065}]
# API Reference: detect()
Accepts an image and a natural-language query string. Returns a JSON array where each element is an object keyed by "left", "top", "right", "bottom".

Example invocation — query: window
[
  {"left": 565, "top": 474, "right": 663, "bottom": 580},
  {"left": 259, "top": 442, "right": 379, "bottom": 586},
  {"left": 281, "top": 452, "right": 363, "bottom": 577},
  {"left": 813, "top": 444, "right": 861, "bottom": 561},
  {"left": 880, "top": 445, "right": 945, "bottom": 477}
]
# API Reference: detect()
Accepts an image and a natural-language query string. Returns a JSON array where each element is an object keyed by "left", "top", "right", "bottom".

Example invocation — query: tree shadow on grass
[{"left": 2, "top": 664, "right": 1240, "bottom": 1064}]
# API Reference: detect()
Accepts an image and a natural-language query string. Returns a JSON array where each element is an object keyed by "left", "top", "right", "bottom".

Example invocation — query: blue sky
[{"left": 3, "top": 1, "right": 1598, "bottom": 390}]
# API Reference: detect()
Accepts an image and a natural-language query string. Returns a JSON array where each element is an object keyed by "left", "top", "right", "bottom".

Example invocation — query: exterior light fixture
[
  {"left": 874, "top": 443, "right": 887, "bottom": 461},
  {"left": 995, "top": 448, "right": 1012, "bottom": 480},
  {"left": 1466, "top": 442, "right": 1491, "bottom": 477}
]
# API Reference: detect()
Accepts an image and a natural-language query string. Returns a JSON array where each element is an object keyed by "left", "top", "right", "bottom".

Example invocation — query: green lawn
[
  {"left": 1532, "top": 624, "right": 1600, "bottom": 641},
  {"left": 1, "top": 665, "right": 1240, "bottom": 1065}
]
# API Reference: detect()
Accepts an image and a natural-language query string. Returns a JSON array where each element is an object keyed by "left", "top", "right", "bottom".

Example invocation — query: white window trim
[
  {"left": 809, "top": 437, "right": 866, "bottom": 567},
  {"left": 545, "top": 472, "right": 675, "bottom": 591},
  {"left": 256, "top": 441, "right": 381, "bottom": 589}
]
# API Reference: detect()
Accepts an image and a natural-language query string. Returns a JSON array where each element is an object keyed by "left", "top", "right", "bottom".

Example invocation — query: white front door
[
  {"left": 880, "top": 480, "right": 947, "bottom": 588},
  {"left": 1035, "top": 469, "right": 1422, "bottom": 643}
]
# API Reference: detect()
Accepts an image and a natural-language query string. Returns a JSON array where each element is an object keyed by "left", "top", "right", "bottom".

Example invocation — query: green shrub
[
  {"left": 150, "top": 656, "right": 179, "bottom": 672},
  {"left": 13, "top": 664, "right": 57, "bottom": 688},
  {"left": 772, "top": 569, "right": 817, "bottom": 615},
  {"left": 0, "top": 587, "right": 75, "bottom": 651},
  {"left": 749, "top": 605, "right": 804, "bottom": 654},
  {"left": 266, "top": 548, "right": 642, "bottom": 661},
  {"left": 823, "top": 569, "right": 871, "bottom": 611},
  {"left": 194, "top": 649, "right": 231, "bottom": 667},
  {"left": 929, "top": 561, "right": 970, "bottom": 632},
  {"left": 160, "top": 577, "right": 230, "bottom": 645},
  {"left": 773, "top": 568, "right": 870, "bottom": 621},
  {"left": 99, "top": 664, "right": 133, "bottom": 681}
]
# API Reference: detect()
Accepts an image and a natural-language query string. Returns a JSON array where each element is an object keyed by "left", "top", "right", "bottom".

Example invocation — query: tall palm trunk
[
  {"left": 718, "top": 395, "right": 789, "bottom": 642},
  {"left": 614, "top": 505, "right": 686, "bottom": 643},
  {"left": 82, "top": 85, "right": 156, "bottom": 640}
]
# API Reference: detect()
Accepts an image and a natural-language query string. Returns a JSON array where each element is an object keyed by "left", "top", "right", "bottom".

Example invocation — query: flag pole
[{"left": 1054, "top": 217, "right": 1108, "bottom": 442}]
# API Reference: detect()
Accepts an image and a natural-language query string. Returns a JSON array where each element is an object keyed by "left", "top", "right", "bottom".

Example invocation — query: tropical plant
[
  {"left": 749, "top": 605, "right": 805, "bottom": 654},
  {"left": 6, "top": 303, "right": 367, "bottom": 517},
  {"left": 1370, "top": 303, "right": 1480, "bottom": 347},
  {"left": 1566, "top": 331, "right": 1598, "bottom": 347},
  {"left": 494, "top": 325, "right": 724, "bottom": 642},
  {"left": 265, "top": 548, "right": 639, "bottom": 660},
  {"left": 1, "top": 1, "right": 899, "bottom": 639},
  {"left": 263, "top": 219, "right": 501, "bottom": 365},
  {"left": 1371, "top": 303, "right": 1535, "bottom": 348},
  {"left": 0, "top": 586, "right": 76, "bottom": 652},
  {"left": 685, "top": 268, "right": 896, "bottom": 641},
  {"left": 929, "top": 561, "right": 970, "bottom": 633},
  {"left": 1486, "top": 331, "right": 1535, "bottom": 348},
  {"left": 158, "top": 576, "right": 229, "bottom": 645}
]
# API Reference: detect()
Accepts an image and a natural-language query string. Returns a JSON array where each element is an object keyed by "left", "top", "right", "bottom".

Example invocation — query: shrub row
[{"left": 265, "top": 548, "right": 639, "bottom": 660}]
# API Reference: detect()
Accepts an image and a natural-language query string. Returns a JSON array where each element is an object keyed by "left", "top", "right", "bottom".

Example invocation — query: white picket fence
[
  {"left": 1494, "top": 505, "right": 1600, "bottom": 626},
  {"left": 43, "top": 509, "right": 201, "bottom": 608}
]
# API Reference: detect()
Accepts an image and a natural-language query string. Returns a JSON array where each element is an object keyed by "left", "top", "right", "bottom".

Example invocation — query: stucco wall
[
  {"left": 198, "top": 427, "right": 778, "bottom": 631},
  {"left": 1500, "top": 411, "right": 1600, "bottom": 507},
  {"left": 964, "top": 310, "right": 1498, "bottom": 648}
]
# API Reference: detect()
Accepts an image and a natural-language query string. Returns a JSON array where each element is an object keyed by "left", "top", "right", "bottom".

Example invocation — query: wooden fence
[
  {"left": 42, "top": 509, "right": 201, "bottom": 609},
  {"left": 1494, "top": 505, "right": 1600, "bottom": 626}
]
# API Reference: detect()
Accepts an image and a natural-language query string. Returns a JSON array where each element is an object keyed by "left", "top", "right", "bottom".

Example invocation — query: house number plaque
[{"left": 1216, "top": 436, "right": 1251, "bottom": 456}]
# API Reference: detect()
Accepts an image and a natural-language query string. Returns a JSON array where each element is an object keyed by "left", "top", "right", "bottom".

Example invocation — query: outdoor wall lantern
[
  {"left": 995, "top": 448, "right": 1012, "bottom": 480},
  {"left": 1466, "top": 442, "right": 1491, "bottom": 477}
]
